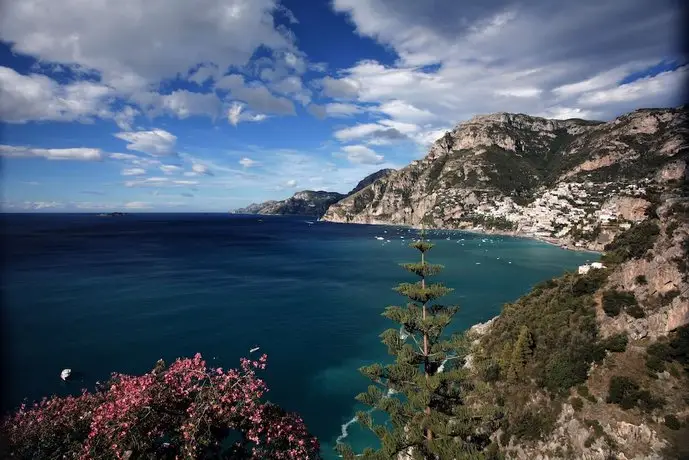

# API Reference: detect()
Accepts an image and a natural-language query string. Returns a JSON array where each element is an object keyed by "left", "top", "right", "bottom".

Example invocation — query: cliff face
[{"left": 323, "top": 107, "right": 688, "bottom": 251}]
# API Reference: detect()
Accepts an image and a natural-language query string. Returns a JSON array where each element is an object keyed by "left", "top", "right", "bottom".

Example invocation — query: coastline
[{"left": 319, "top": 217, "right": 603, "bottom": 255}]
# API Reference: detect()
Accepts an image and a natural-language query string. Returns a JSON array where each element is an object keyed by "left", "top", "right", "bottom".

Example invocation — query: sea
[{"left": 1, "top": 213, "right": 595, "bottom": 458}]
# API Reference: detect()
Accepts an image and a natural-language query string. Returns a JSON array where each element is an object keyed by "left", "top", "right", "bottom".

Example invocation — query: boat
[{"left": 60, "top": 369, "right": 72, "bottom": 381}]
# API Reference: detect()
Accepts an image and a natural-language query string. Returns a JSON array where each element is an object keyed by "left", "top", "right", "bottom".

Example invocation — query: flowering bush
[{"left": 1, "top": 353, "right": 320, "bottom": 459}]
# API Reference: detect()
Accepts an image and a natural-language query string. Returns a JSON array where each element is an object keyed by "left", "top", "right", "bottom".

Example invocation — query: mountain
[
  {"left": 233, "top": 169, "right": 396, "bottom": 218},
  {"left": 233, "top": 190, "right": 345, "bottom": 217},
  {"left": 318, "top": 107, "right": 689, "bottom": 458},
  {"left": 347, "top": 168, "right": 395, "bottom": 196},
  {"left": 322, "top": 107, "right": 688, "bottom": 252}
]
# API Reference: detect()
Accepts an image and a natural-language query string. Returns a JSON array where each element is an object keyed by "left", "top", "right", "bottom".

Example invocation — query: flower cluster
[{"left": 1, "top": 353, "right": 320, "bottom": 459}]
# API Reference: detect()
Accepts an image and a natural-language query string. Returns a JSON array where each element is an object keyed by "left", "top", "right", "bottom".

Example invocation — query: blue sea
[{"left": 1, "top": 213, "right": 595, "bottom": 457}]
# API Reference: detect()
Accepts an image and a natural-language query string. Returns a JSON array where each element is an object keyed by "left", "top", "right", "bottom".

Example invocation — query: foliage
[
  {"left": 338, "top": 230, "right": 492, "bottom": 460},
  {"left": 626, "top": 304, "right": 646, "bottom": 319},
  {"left": 601, "top": 290, "right": 638, "bottom": 318},
  {"left": 599, "top": 333, "right": 628, "bottom": 353},
  {"left": 602, "top": 220, "right": 660, "bottom": 264},
  {"left": 635, "top": 275, "right": 648, "bottom": 285},
  {"left": 482, "top": 271, "right": 608, "bottom": 393},
  {"left": 606, "top": 376, "right": 664, "bottom": 412},
  {"left": 647, "top": 325, "right": 689, "bottom": 375},
  {"left": 578, "top": 385, "right": 597, "bottom": 403},
  {"left": 0, "top": 354, "right": 320, "bottom": 460},
  {"left": 660, "top": 289, "right": 680, "bottom": 306}
]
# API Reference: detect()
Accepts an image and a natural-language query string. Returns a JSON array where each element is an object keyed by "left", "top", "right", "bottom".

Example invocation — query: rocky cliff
[
  {"left": 458, "top": 180, "right": 689, "bottom": 459},
  {"left": 322, "top": 107, "right": 688, "bottom": 251}
]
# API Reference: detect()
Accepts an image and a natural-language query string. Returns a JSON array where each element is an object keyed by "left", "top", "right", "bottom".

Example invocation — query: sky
[{"left": 0, "top": 0, "right": 686, "bottom": 212}]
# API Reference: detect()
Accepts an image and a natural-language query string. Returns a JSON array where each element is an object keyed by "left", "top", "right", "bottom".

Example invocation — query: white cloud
[
  {"left": 0, "top": 0, "right": 295, "bottom": 90},
  {"left": 0, "top": 145, "right": 104, "bottom": 161},
  {"left": 113, "top": 106, "right": 139, "bottom": 130},
  {"left": 334, "top": 122, "right": 410, "bottom": 144},
  {"left": 307, "top": 102, "right": 363, "bottom": 119},
  {"left": 0, "top": 66, "right": 113, "bottom": 123},
  {"left": 494, "top": 87, "right": 542, "bottom": 98},
  {"left": 124, "top": 201, "right": 151, "bottom": 209},
  {"left": 269, "top": 75, "right": 311, "bottom": 105},
  {"left": 239, "top": 157, "right": 258, "bottom": 168},
  {"left": 217, "top": 74, "right": 296, "bottom": 115},
  {"left": 340, "top": 145, "right": 385, "bottom": 165},
  {"left": 286, "top": 179, "right": 298, "bottom": 187},
  {"left": 114, "top": 129, "right": 177, "bottom": 156},
  {"left": 124, "top": 177, "right": 199, "bottom": 187},
  {"left": 577, "top": 65, "right": 687, "bottom": 106},
  {"left": 227, "top": 102, "right": 269, "bottom": 126},
  {"left": 160, "top": 165, "right": 182, "bottom": 174},
  {"left": 191, "top": 163, "right": 212, "bottom": 175},
  {"left": 122, "top": 167, "right": 146, "bottom": 176},
  {"left": 323, "top": 0, "right": 683, "bottom": 146},
  {"left": 319, "top": 76, "right": 359, "bottom": 99}
]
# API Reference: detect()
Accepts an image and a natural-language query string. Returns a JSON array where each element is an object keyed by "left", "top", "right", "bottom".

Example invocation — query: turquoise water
[{"left": 1, "top": 213, "right": 595, "bottom": 457}]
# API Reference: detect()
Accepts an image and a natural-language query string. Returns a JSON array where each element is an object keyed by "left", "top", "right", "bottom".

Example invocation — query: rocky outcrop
[
  {"left": 233, "top": 169, "right": 396, "bottom": 218},
  {"left": 233, "top": 191, "right": 345, "bottom": 218},
  {"left": 322, "top": 107, "right": 688, "bottom": 252}
]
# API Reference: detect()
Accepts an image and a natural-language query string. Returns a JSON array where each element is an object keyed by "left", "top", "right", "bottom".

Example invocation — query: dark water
[{"left": 1, "top": 213, "right": 595, "bottom": 457}]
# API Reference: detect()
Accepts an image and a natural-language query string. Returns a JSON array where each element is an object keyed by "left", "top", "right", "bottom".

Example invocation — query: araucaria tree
[{"left": 338, "top": 230, "right": 489, "bottom": 459}]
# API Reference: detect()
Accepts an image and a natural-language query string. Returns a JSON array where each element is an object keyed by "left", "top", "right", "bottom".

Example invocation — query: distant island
[{"left": 97, "top": 212, "right": 127, "bottom": 217}]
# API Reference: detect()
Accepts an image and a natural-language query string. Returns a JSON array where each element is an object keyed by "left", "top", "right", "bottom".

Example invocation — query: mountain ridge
[{"left": 322, "top": 106, "right": 688, "bottom": 252}]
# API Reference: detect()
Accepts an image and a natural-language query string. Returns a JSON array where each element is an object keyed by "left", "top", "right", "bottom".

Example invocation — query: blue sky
[{"left": 0, "top": 0, "right": 686, "bottom": 212}]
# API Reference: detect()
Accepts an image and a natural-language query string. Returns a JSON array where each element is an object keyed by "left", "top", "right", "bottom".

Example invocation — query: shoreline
[{"left": 319, "top": 217, "right": 603, "bottom": 255}]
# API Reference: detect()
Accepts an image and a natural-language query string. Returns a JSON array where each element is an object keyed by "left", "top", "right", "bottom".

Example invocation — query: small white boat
[
  {"left": 60, "top": 369, "right": 72, "bottom": 381},
  {"left": 375, "top": 236, "right": 384, "bottom": 240},
  {"left": 249, "top": 346, "right": 260, "bottom": 353}
]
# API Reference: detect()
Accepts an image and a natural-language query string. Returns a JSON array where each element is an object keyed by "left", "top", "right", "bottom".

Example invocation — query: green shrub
[
  {"left": 584, "top": 435, "right": 595, "bottom": 448},
  {"left": 600, "top": 333, "right": 628, "bottom": 353},
  {"left": 635, "top": 275, "right": 648, "bottom": 285},
  {"left": 607, "top": 376, "right": 664, "bottom": 411},
  {"left": 646, "top": 355, "right": 666, "bottom": 373},
  {"left": 571, "top": 397, "right": 584, "bottom": 412},
  {"left": 584, "top": 419, "right": 604, "bottom": 437},
  {"left": 602, "top": 290, "right": 638, "bottom": 317},
  {"left": 607, "top": 376, "right": 640, "bottom": 409},
  {"left": 577, "top": 385, "right": 591, "bottom": 398},
  {"left": 666, "top": 221, "right": 679, "bottom": 237},
  {"left": 509, "top": 411, "right": 549, "bottom": 441}
]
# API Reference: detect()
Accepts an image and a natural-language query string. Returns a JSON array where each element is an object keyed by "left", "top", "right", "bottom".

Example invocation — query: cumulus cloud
[
  {"left": 339, "top": 145, "right": 385, "bottom": 165},
  {"left": 0, "top": 66, "right": 113, "bottom": 123},
  {"left": 286, "top": 179, "right": 298, "bottom": 187},
  {"left": 334, "top": 123, "right": 409, "bottom": 144},
  {"left": 325, "top": 0, "right": 684, "bottom": 146},
  {"left": 0, "top": 0, "right": 295, "bottom": 90},
  {"left": 114, "top": 129, "right": 177, "bottom": 156},
  {"left": 0, "top": 145, "right": 104, "bottom": 161},
  {"left": 217, "top": 74, "right": 295, "bottom": 115}
]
